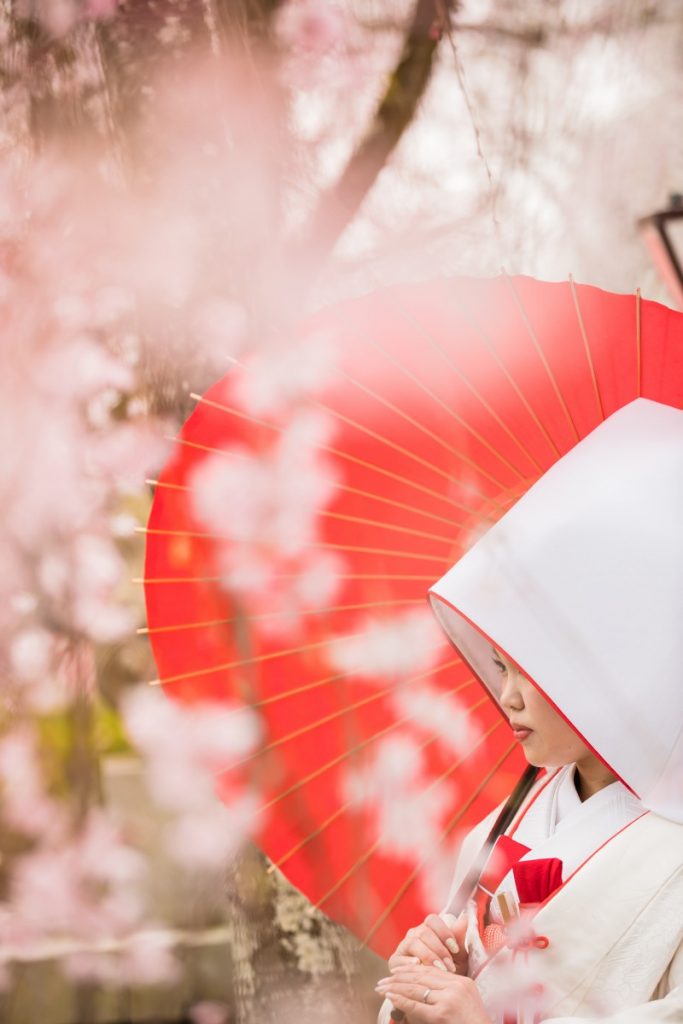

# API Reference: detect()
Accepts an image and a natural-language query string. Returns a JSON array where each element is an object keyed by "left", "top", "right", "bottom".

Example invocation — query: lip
[{"left": 509, "top": 724, "right": 533, "bottom": 741}]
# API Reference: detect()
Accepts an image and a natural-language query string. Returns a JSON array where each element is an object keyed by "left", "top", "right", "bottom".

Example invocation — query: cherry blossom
[{"left": 327, "top": 607, "right": 447, "bottom": 682}]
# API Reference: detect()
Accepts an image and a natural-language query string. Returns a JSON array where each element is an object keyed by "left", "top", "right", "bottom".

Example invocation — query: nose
[{"left": 499, "top": 666, "right": 523, "bottom": 713}]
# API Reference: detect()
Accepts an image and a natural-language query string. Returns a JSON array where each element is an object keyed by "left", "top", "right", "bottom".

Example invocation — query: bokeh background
[{"left": 1, "top": 1, "right": 681, "bottom": 1022}]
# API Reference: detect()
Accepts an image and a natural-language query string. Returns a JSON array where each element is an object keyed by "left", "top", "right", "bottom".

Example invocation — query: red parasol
[{"left": 141, "top": 275, "right": 683, "bottom": 959}]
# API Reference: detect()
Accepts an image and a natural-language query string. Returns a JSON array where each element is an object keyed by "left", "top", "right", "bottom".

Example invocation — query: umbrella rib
[
  {"left": 266, "top": 704, "right": 497, "bottom": 880},
  {"left": 191, "top": 390, "right": 495, "bottom": 499},
  {"left": 635, "top": 288, "right": 642, "bottom": 397},
  {"left": 321, "top": 509, "right": 456, "bottom": 544},
  {"left": 148, "top": 633, "right": 447, "bottom": 686},
  {"left": 138, "top": 598, "right": 424, "bottom": 635},
  {"left": 310, "top": 707, "right": 501, "bottom": 914},
  {"left": 185, "top": 398, "right": 487, "bottom": 518},
  {"left": 503, "top": 274, "right": 580, "bottom": 443},
  {"left": 337, "top": 482, "right": 471, "bottom": 529},
  {"left": 256, "top": 678, "right": 479, "bottom": 813},
  {"left": 227, "top": 659, "right": 464, "bottom": 772},
  {"left": 331, "top": 360, "right": 520, "bottom": 490},
  {"left": 341, "top": 310, "right": 529, "bottom": 480},
  {"left": 138, "top": 531, "right": 450, "bottom": 565},
  {"left": 568, "top": 276, "right": 605, "bottom": 421},
  {"left": 442, "top": 283, "right": 560, "bottom": 459},
  {"left": 318, "top": 398, "right": 508, "bottom": 497},
  {"left": 387, "top": 296, "right": 544, "bottom": 474},
  {"left": 137, "top": 572, "right": 443, "bottom": 585},
  {"left": 362, "top": 740, "right": 517, "bottom": 945},
  {"left": 147, "top": 475, "right": 475, "bottom": 532}
]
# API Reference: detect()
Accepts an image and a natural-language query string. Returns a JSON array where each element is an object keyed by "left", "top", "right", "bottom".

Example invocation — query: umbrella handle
[
  {"left": 386, "top": 766, "right": 540, "bottom": 1024},
  {"left": 446, "top": 764, "right": 540, "bottom": 917}
]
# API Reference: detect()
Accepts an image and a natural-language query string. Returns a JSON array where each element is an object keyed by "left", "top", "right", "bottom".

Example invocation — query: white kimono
[
  {"left": 445, "top": 769, "right": 683, "bottom": 1022},
  {"left": 379, "top": 767, "right": 683, "bottom": 1023}
]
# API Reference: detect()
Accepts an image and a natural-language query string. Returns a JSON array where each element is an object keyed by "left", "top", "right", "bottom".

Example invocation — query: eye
[{"left": 491, "top": 654, "right": 507, "bottom": 674}]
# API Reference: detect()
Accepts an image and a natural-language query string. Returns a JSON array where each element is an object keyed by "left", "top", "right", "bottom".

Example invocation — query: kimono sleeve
[{"left": 542, "top": 938, "right": 683, "bottom": 1023}]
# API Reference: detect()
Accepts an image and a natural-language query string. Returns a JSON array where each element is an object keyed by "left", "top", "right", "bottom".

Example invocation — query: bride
[{"left": 376, "top": 398, "right": 683, "bottom": 1023}]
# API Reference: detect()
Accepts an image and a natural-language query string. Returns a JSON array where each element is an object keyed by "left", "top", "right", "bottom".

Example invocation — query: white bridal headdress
[{"left": 429, "top": 398, "right": 683, "bottom": 823}]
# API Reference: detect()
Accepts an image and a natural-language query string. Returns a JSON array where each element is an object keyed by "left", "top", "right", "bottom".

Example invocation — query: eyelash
[{"left": 492, "top": 658, "right": 507, "bottom": 674}]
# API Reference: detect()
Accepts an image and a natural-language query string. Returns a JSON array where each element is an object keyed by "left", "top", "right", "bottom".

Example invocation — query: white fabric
[
  {"left": 429, "top": 398, "right": 683, "bottom": 822},
  {"left": 494, "top": 766, "right": 644, "bottom": 907},
  {"left": 377, "top": 784, "right": 683, "bottom": 1023},
  {"left": 466, "top": 765, "right": 645, "bottom": 980}
]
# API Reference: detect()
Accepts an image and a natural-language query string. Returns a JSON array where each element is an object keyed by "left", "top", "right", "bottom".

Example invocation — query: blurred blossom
[
  {"left": 276, "top": 1, "right": 348, "bottom": 56},
  {"left": 166, "top": 795, "right": 261, "bottom": 870},
  {"left": 123, "top": 688, "right": 262, "bottom": 868},
  {"left": 189, "top": 407, "right": 343, "bottom": 635},
  {"left": 17, "top": 0, "right": 119, "bottom": 36},
  {"left": 0, "top": 729, "right": 62, "bottom": 838},
  {"left": 342, "top": 735, "right": 455, "bottom": 861},
  {"left": 117, "top": 929, "right": 181, "bottom": 986},
  {"left": 327, "top": 608, "right": 446, "bottom": 682},
  {"left": 9, "top": 627, "right": 54, "bottom": 682},
  {"left": 232, "top": 332, "right": 337, "bottom": 417},
  {"left": 5, "top": 808, "right": 146, "bottom": 952},
  {"left": 189, "top": 1001, "right": 230, "bottom": 1024},
  {"left": 191, "top": 298, "right": 248, "bottom": 364},
  {"left": 219, "top": 547, "right": 344, "bottom": 639},
  {"left": 391, "top": 683, "right": 482, "bottom": 756}
]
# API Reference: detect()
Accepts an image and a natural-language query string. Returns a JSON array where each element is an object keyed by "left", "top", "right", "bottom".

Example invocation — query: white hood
[{"left": 429, "top": 398, "right": 683, "bottom": 823}]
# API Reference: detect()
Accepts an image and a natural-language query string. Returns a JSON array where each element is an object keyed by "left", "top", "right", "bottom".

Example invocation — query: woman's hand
[
  {"left": 376, "top": 963, "right": 490, "bottom": 1024},
  {"left": 388, "top": 913, "right": 468, "bottom": 975}
]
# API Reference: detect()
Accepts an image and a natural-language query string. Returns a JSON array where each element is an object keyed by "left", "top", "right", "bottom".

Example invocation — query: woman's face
[{"left": 490, "top": 646, "right": 591, "bottom": 768}]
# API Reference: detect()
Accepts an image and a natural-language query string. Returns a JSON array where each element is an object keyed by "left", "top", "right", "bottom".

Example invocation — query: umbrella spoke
[
  {"left": 503, "top": 274, "right": 580, "bottom": 443},
  {"left": 225, "top": 659, "right": 466, "bottom": 772},
  {"left": 444, "top": 282, "right": 561, "bottom": 459},
  {"left": 318, "top": 399, "right": 509, "bottom": 495},
  {"left": 257, "top": 682, "right": 482, "bottom": 814},
  {"left": 310, "top": 710, "right": 502, "bottom": 915},
  {"left": 332, "top": 358, "right": 524, "bottom": 484},
  {"left": 183, "top": 400, "right": 494, "bottom": 518},
  {"left": 147, "top": 630, "right": 447, "bottom": 686},
  {"left": 568, "top": 275, "right": 605, "bottom": 422},
  {"left": 267, "top": 714, "right": 492, "bottom": 876},
  {"left": 361, "top": 740, "right": 516, "bottom": 945},
  {"left": 338, "top": 316, "right": 528, "bottom": 480},
  {"left": 139, "top": 520, "right": 458, "bottom": 552},
  {"left": 137, "top": 598, "right": 424, "bottom": 636},
  {"left": 387, "top": 295, "right": 545, "bottom": 475}
]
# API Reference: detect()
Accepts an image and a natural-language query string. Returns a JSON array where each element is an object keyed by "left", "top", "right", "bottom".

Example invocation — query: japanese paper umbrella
[{"left": 141, "top": 275, "right": 683, "bottom": 959}]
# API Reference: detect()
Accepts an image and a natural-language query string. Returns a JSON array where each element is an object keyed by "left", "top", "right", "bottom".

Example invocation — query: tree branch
[{"left": 300, "top": 0, "right": 454, "bottom": 268}]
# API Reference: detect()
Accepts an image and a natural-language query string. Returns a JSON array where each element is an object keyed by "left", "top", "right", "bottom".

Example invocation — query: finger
[
  {"left": 388, "top": 954, "right": 421, "bottom": 970},
  {"left": 381, "top": 989, "right": 437, "bottom": 1021},
  {"left": 399, "top": 937, "right": 451, "bottom": 972},
  {"left": 426, "top": 913, "right": 461, "bottom": 956},
  {"left": 380, "top": 971, "right": 450, "bottom": 989},
  {"left": 412, "top": 929, "right": 456, "bottom": 972}
]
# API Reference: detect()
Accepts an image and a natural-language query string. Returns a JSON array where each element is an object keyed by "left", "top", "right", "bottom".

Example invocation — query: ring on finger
[{"left": 422, "top": 988, "right": 432, "bottom": 1004}]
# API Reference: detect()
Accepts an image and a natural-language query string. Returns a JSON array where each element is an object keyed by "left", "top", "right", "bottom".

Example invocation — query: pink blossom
[
  {"left": 276, "top": 2, "right": 347, "bottom": 56},
  {"left": 9, "top": 628, "right": 54, "bottom": 682},
  {"left": 118, "top": 930, "right": 180, "bottom": 986},
  {"left": 190, "top": 410, "right": 338, "bottom": 558},
  {"left": 327, "top": 608, "right": 446, "bottom": 682},
  {"left": 341, "top": 735, "right": 456, "bottom": 862},
  {"left": 190, "top": 1001, "right": 230, "bottom": 1024},
  {"left": 166, "top": 795, "right": 261, "bottom": 869},
  {"left": 233, "top": 332, "right": 337, "bottom": 417},
  {"left": 391, "top": 684, "right": 482, "bottom": 756}
]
